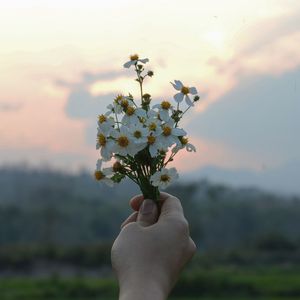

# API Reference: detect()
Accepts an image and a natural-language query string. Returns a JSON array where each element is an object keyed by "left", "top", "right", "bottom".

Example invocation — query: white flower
[
  {"left": 145, "top": 113, "right": 162, "bottom": 134},
  {"left": 97, "top": 114, "right": 115, "bottom": 134},
  {"left": 123, "top": 54, "right": 149, "bottom": 68},
  {"left": 172, "top": 136, "right": 196, "bottom": 154},
  {"left": 94, "top": 159, "right": 114, "bottom": 187},
  {"left": 111, "top": 126, "right": 144, "bottom": 156},
  {"left": 146, "top": 132, "right": 164, "bottom": 157},
  {"left": 152, "top": 100, "right": 173, "bottom": 122},
  {"left": 150, "top": 167, "right": 179, "bottom": 189},
  {"left": 96, "top": 129, "right": 115, "bottom": 161},
  {"left": 106, "top": 102, "right": 123, "bottom": 115},
  {"left": 171, "top": 80, "right": 197, "bottom": 106},
  {"left": 128, "top": 123, "right": 148, "bottom": 144},
  {"left": 157, "top": 119, "right": 186, "bottom": 148},
  {"left": 121, "top": 106, "right": 146, "bottom": 125}
]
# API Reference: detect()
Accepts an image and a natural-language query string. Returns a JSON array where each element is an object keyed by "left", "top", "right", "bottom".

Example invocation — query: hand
[{"left": 111, "top": 192, "right": 196, "bottom": 300}]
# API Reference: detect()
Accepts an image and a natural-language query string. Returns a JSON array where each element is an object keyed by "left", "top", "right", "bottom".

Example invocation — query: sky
[{"left": 0, "top": 0, "right": 299, "bottom": 192}]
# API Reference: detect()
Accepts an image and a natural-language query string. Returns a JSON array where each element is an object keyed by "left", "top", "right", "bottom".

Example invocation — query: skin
[{"left": 111, "top": 192, "right": 197, "bottom": 300}]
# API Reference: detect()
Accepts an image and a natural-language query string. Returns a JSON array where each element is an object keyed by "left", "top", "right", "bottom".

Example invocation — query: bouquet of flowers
[{"left": 94, "top": 54, "right": 200, "bottom": 201}]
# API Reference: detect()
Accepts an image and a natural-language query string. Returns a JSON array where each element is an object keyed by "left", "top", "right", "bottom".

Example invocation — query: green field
[{"left": 1, "top": 266, "right": 300, "bottom": 300}]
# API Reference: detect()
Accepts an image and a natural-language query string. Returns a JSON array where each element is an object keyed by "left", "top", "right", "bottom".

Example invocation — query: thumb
[{"left": 137, "top": 199, "right": 158, "bottom": 227}]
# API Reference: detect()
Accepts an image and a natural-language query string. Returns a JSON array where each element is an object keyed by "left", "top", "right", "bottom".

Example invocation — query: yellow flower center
[
  {"left": 121, "top": 99, "right": 129, "bottom": 109},
  {"left": 130, "top": 54, "right": 139, "bottom": 61},
  {"left": 181, "top": 137, "right": 188, "bottom": 145},
  {"left": 126, "top": 106, "right": 135, "bottom": 116},
  {"left": 161, "top": 101, "right": 171, "bottom": 110},
  {"left": 147, "top": 135, "right": 156, "bottom": 145},
  {"left": 181, "top": 86, "right": 190, "bottom": 95},
  {"left": 94, "top": 170, "right": 105, "bottom": 181},
  {"left": 134, "top": 130, "right": 142, "bottom": 138},
  {"left": 160, "top": 174, "right": 170, "bottom": 182},
  {"left": 163, "top": 126, "right": 172, "bottom": 136},
  {"left": 97, "top": 134, "right": 107, "bottom": 146},
  {"left": 114, "top": 94, "right": 124, "bottom": 103},
  {"left": 149, "top": 122, "right": 157, "bottom": 131},
  {"left": 98, "top": 114, "right": 107, "bottom": 123},
  {"left": 117, "top": 136, "right": 129, "bottom": 148}
]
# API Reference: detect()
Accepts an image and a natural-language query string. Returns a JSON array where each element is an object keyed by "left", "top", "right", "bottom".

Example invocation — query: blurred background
[{"left": 0, "top": 0, "right": 300, "bottom": 299}]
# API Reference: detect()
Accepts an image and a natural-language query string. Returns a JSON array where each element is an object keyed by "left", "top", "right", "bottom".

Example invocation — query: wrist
[{"left": 119, "top": 275, "right": 169, "bottom": 300}]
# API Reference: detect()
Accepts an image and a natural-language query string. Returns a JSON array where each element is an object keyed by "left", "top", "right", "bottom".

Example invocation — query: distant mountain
[{"left": 183, "top": 161, "right": 300, "bottom": 196}]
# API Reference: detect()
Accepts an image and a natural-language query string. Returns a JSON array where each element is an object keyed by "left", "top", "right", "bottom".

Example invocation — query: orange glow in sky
[{"left": 0, "top": 0, "right": 299, "bottom": 173}]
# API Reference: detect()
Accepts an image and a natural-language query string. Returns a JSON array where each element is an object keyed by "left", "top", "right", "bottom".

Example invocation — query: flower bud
[
  {"left": 113, "top": 161, "right": 124, "bottom": 173},
  {"left": 159, "top": 149, "right": 167, "bottom": 156},
  {"left": 194, "top": 95, "right": 200, "bottom": 102},
  {"left": 142, "top": 93, "right": 151, "bottom": 105},
  {"left": 143, "top": 93, "right": 151, "bottom": 100},
  {"left": 147, "top": 70, "right": 154, "bottom": 77},
  {"left": 171, "top": 110, "right": 182, "bottom": 122},
  {"left": 138, "top": 64, "right": 143, "bottom": 69}
]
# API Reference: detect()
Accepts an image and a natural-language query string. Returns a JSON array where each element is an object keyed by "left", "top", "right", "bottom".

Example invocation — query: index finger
[
  {"left": 129, "top": 192, "right": 184, "bottom": 217},
  {"left": 158, "top": 192, "right": 184, "bottom": 220}
]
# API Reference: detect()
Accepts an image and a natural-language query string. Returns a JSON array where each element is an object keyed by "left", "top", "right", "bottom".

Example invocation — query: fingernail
[{"left": 140, "top": 199, "right": 154, "bottom": 215}]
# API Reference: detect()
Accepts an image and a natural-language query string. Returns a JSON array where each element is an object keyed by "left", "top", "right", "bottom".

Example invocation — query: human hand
[{"left": 111, "top": 192, "right": 196, "bottom": 300}]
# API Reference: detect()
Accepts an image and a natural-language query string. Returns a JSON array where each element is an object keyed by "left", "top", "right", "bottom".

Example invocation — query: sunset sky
[{"left": 0, "top": 1, "right": 299, "bottom": 191}]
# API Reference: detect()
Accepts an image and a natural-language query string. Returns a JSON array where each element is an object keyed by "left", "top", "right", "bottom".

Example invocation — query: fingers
[
  {"left": 188, "top": 237, "right": 197, "bottom": 258},
  {"left": 120, "top": 211, "right": 138, "bottom": 229},
  {"left": 137, "top": 199, "right": 158, "bottom": 227},
  {"left": 129, "top": 194, "right": 144, "bottom": 211},
  {"left": 158, "top": 192, "right": 185, "bottom": 220}
]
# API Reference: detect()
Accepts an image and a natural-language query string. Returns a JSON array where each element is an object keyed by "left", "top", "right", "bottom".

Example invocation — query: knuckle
[
  {"left": 175, "top": 217, "right": 189, "bottom": 234},
  {"left": 189, "top": 239, "right": 197, "bottom": 255}
]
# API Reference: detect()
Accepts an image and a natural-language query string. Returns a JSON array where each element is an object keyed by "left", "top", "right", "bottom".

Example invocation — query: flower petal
[
  {"left": 189, "top": 87, "right": 197, "bottom": 95},
  {"left": 185, "top": 95, "right": 194, "bottom": 106},
  {"left": 170, "top": 80, "right": 181, "bottom": 91},
  {"left": 174, "top": 92, "right": 184, "bottom": 103},
  {"left": 123, "top": 61, "right": 134, "bottom": 68},
  {"left": 103, "top": 178, "right": 114, "bottom": 187},
  {"left": 186, "top": 143, "right": 196, "bottom": 152},
  {"left": 139, "top": 58, "right": 149, "bottom": 64},
  {"left": 160, "top": 110, "right": 170, "bottom": 122},
  {"left": 172, "top": 128, "right": 187, "bottom": 136},
  {"left": 96, "top": 159, "right": 102, "bottom": 170},
  {"left": 149, "top": 144, "right": 158, "bottom": 157},
  {"left": 152, "top": 104, "right": 160, "bottom": 109},
  {"left": 174, "top": 80, "right": 183, "bottom": 89}
]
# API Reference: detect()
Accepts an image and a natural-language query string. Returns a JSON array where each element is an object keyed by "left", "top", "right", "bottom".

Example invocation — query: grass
[{"left": 1, "top": 266, "right": 300, "bottom": 300}]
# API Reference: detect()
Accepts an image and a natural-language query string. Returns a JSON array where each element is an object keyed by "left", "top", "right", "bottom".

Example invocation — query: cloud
[
  {"left": 189, "top": 67, "right": 300, "bottom": 168},
  {"left": 65, "top": 88, "right": 115, "bottom": 120},
  {"left": 58, "top": 69, "right": 128, "bottom": 120},
  {"left": 0, "top": 102, "right": 22, "bottom": 112},
  {"left": 55, "top": 70, "right": 127, "bottom": 89},
  {"left": 202, "top": 10, "right": 300, "bottom": 110}
]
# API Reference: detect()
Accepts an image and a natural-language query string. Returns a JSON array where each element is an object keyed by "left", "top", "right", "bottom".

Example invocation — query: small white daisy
[
  {"left": 111, "top": 126, "right": 143, "bottom": 156},
  {"left": 106, "top": 102, "right": 123, "bottom": 115},
  {"left": 94, "top": 159, "right": 114, "bottom": 187},
  {"left": 150, "top": 167, "right": 179, "bottom": 189},
  {"left": 146, "top": 132, "right": 164, "bottom": 157},
  {"left": 171, "top": 80, "right": 197, "bottom": 106},
  {"left": 152, "top": 100, "right": 174, "bottom": 122},
  {"left": 122, "top": 106, "right": 146, "bottom": 125},
  {"left": 123, "top": 54, "right": 149, "bottom": 68},
  {"left": 96, "top": 130, "right": 115, "bottom": 161},
  {"left": 172, "top": 136, "right": 196, "bottom": 154},
  {"left": 157, "top": 119, "right": 186, "bottom": 148},
  {"left": 128, "top": 123, "right": 148, "bottom": 144},
  {"left": 97, "top": 114, "right": 115, "bottom": 135},
  {"left": 145, "top": 113, "right": 162, "bottom": 134}
]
